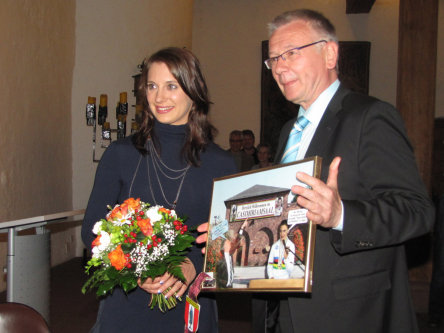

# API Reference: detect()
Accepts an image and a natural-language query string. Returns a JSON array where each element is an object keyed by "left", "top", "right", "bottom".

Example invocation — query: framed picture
[{"left": 202, "top": 156, "right": 321, "bottom": 292}]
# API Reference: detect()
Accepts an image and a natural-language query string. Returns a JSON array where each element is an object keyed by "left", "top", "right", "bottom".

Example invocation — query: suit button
[{"left": 355, "top": 240, "right": 373, "bottom": 248}]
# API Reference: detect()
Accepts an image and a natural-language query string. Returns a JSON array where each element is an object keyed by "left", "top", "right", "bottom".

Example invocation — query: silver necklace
[
  {"left": 148, "top": 140, "right": 189, "bottom": 179},
  {"left": 146, "top": 139, "right": 190, "bottom": 209}
]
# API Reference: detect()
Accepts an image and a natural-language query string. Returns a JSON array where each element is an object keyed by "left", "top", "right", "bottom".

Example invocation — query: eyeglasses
[{"left": 264, "top": 40, "right": 327, "bottom": 70}]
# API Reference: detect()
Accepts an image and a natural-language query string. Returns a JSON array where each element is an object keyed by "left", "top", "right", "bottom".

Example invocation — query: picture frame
[{"left": 202, "top": 156, "right": 322, "bottom": 292}]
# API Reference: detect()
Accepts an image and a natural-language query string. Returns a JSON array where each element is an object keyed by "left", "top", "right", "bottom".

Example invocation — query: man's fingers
[
  {"left": 326, "top": 157, "right": 341, "bottom": 189},
  {"left": 197, "top": 222, "right": 208, "bottom": 233},
  {"left": 197, "top": 222, "right": 209, "bottom": 253},
  {"left": 196, "top": 233, "right": 208, "bottom": 244}
]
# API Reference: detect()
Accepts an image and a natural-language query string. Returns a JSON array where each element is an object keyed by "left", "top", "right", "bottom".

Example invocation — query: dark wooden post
[{"left": 397, "top": 0, "right": 438, "bottom": 191}]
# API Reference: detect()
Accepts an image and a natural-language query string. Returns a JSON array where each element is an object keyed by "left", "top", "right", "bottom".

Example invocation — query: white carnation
[
  {"left": 97, "top": 231, "right": 110, "bottom": 251},
  {"left": 92, "top": 221, "right": 102, "bottom": 235},
  {"left": 146, "top": 206, "right": 163, "bottom": 222},
  {"left": 91, "top": 246, "right": 101, "bottom": 258}
]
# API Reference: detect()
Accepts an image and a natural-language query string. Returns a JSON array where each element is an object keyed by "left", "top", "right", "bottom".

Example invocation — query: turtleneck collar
[{"left": 153, "top": 119, "right": 188, "bottom": 141}]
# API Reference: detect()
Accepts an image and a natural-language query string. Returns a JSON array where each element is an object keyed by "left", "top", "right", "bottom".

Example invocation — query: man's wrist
[{"left": 332, "top": 201, "right": 344, "bottom": 231}]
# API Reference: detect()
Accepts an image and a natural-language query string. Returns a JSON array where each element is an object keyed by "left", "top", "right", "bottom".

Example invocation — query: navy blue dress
[{"left": 82, "top": 121, "right": 236, "bottom": 332}]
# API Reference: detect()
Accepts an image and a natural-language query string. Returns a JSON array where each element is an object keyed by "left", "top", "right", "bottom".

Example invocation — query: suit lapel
[
  {"left": 275, "top": 119, "right": 297, "bottom": 163},
  {"left": 305, "top": 85, "right": 350, "bottom": 158}
]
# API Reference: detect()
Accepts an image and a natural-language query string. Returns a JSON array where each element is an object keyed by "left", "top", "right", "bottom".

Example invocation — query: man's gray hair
[{"left": 268, "top": 9, "right": 338, "bottom": 43}]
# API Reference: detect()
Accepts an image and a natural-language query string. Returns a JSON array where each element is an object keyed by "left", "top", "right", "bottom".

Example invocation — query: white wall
[
  {"left": 192, "top": 0, "right": 402, "bottom": 149},
  {"left": 0, "top": 1, "right": 75, "bottom": 221},
  {"left": 0, "top": 0, "right": 75, "bottom": 291}
]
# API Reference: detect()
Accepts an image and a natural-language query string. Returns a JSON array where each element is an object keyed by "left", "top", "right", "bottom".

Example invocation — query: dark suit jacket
[{"left": 274, "top": 85, "right": 435, "bottom": 332}]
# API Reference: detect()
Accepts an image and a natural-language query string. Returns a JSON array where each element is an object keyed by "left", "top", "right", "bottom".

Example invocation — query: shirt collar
[{"left": 298, "top": 79, "right": 340, "bottom": 125}]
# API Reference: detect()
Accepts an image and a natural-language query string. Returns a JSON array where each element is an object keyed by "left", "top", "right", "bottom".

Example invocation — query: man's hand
[
  {"left": 196, "top": 222, "right": 209, "bottom": 254},
  {"left": 240, "top": 218, "right": 249, "bottom": 230},
  {"left": 291, "top": 157, "right": 342, "bottom": 229}
]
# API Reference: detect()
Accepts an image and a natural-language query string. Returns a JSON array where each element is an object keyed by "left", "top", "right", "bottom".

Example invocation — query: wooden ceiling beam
[{"left": 346, "top": 0, "right": 376, "bottom": 13}]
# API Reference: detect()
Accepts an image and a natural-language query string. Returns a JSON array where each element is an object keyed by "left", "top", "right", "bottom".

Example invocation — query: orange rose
[
  {"left": 158, "top": 207, "right": 170, "bottom": 215},
  {"left": 119, "top": 204, "right": 129, "bottom": 217},
  {"left": 108, "top": 245, "right": 127, "bottom": 270},
  {"left": 108, "top": 198, "right": 141, "bottom": 221},
  {"left": 124, "top": 198, "right": 141, "bottom": 211},
  {"left": 108, "top": 205, "right": 123, "bottom": 221},
  {"left": 137, "top": 218, "right": 153, "bottom": 236}
]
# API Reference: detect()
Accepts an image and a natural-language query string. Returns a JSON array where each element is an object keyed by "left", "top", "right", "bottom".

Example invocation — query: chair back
[{"left": 0, "top": 302, "right": 50, "bottom": 333}]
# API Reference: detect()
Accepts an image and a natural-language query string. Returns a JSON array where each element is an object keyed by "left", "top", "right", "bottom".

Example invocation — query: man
[
  {"left": 428, "top": 194, "right": 444, "bottom": 328},
  {"left": 253, "top": 9, "right": 435, "bottom": 333},
  {"left": 242, "top": 129, "right": 259, "bottom": 164},
  {"left": 222, "top": 219, "right": 249, "bottom": 287},
  {"left": 227, "top": 130, "right": 255, "bottom": 171},
  {"left": 267, "top": 221, "right": 296, "bottom": 279}
]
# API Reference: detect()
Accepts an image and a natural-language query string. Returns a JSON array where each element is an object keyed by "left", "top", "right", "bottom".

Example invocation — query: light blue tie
[{"left": 280, "top": 115, "right": 310, "bottom": 164}]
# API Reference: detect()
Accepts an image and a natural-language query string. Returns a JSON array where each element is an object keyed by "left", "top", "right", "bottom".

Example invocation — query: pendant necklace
[{"left": 146, "top": 139, "right": 190, "bottom": 209}]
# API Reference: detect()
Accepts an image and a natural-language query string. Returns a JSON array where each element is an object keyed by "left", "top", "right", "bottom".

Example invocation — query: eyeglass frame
[{"left": 264, "top": 40, "right": 327, "bottom": 70}]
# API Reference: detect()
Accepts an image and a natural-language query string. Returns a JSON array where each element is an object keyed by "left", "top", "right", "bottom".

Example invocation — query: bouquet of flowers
[{"left": 82, "top": 198, "right": 195, "bottom": 311}]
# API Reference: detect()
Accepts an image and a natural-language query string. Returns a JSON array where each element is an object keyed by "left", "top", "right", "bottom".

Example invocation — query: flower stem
[{"left": 149, "top": 287, "right": 182, "bottom": 312}]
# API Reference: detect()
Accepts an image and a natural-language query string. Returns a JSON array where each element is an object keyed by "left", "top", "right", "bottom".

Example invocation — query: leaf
[
  {"left": 168, "top": 264, "right": 185, "bottom": 282},
  {"left": 122, "top": 278, "right": 138, "bottom": 293},
  {"left": 97, "top": 280, "right": 117, "bottom": 296}
]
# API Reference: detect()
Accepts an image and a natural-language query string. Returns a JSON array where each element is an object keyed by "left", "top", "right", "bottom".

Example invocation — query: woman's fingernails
[
  {"left": 159, "top": 280, "right": 164, "bottom": 285},
  {"left": 157, "top": 290, "right": 161, "bottom": 294}
]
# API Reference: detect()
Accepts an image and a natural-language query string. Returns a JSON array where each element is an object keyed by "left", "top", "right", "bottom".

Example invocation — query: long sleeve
[
  {"left": 81, "top": 142, "right": 124, "bottom": 248},
  {"left": 328, "top": 99, "right": 434, "bottom": 254}
]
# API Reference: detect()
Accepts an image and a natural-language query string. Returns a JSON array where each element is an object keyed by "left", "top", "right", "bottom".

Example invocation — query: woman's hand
[{"left": 138, "top": 258, "right": 197, "bottom": 299}]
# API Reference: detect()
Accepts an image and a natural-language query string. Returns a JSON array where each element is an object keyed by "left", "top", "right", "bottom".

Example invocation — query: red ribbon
[{"left": 184, "top": 272, "right": 211, "bottom": 333}]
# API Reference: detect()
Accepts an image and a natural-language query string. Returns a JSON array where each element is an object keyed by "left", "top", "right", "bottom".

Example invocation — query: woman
[
  {"left": 251, "top": 143, "right": 273, "bottom": 170},
  {"left": 267, "top": 220, "right": 295, "bottom": 279},
  {"left": 81, "top": 47, "right": 236, "bottom": 332}
]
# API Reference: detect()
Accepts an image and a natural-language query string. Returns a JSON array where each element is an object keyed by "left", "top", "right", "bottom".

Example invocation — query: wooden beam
[
  {"left": 346, "top": 0, "right": 376, "bottom": 13},
  {"left": 397, "top": 0, "right": 438, "bottom": 191}
]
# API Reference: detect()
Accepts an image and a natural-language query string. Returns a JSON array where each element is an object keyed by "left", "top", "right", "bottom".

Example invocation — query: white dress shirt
[
  {"left": 294, "top": 80, "right": 344, "bottom": 231},
  {"left": 296, "top": 79, "right": 340, "bottom": 160}
]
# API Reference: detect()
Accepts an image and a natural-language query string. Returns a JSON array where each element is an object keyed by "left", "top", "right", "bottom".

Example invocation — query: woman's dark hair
[{"left": 132, "top": 47, "right": 216, "bottom": 166}]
